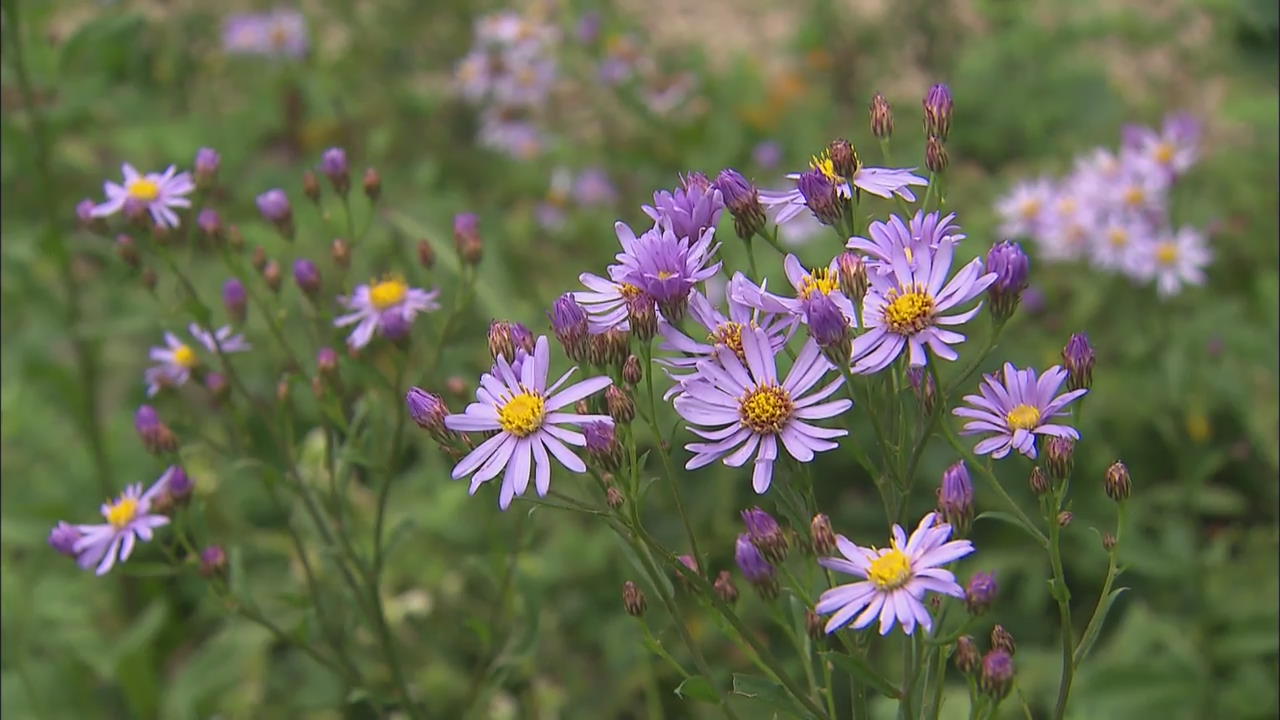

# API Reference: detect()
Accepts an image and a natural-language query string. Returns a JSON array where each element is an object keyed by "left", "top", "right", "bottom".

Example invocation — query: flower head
[
  {"left": 92, "top": 164, "right": 194, "bottom": 229},
  {"left": 937, "top": 461, "right": 973, "bottom": 533},
  {"left": 674, "top": 328, "right": 850, "bottom": 493},
  {"left": 1131, "top": 226, "right": 1211, "bottom": 297},
  {"left": 642, "top": 175, "right": 724, "bottom": 244},
  {"left": 965, "top": 572, "right": 998, "bottom": 615},
  {"left": 223, "top": 9, "right": 308, "bottom": 57},
  {"left": 549, "top": 293, "right": 590, "bottom": 361},
  {"left": 995, "top": 178, "right": 1054, "bottom": 239},
  {"left": 49, "top": 521, "right": 83, "bottom": 557},
  {"left": 1061, "top": 333, "right": 1095, "bottom": 391},
  {"left": 846, "top": 210, "right": 966, "bottom": 275},
  {"left": 922, "top": 84, "right": 954, "bottom": 140},
  {"left": 817, "top": 512, "right": 974, "bottom": 635},
  {"left": 715, "top": 168, "right": 766, "bottom": 239},
  {"left": 406, "top": 387, "right": 450, "bottom": 436},
  {"left": 145, "top": 324, "right": 250, "bottom": 396},
  {"left": 733, "top": 253, "right": 859, "bottom": 329},
  {"left": 135, "top": 404, "right": 177, "bottom": 454},
  {"left": 796, "top": 168, "right": 843, "bottom": 226},
  {"left": 444, "top": 336, "right": 614, "bottom": 509},
  {"left": 321, "top": 147, "right": 350, "bottom": 193},
  {"left": 612, "top": 220, "right": 721, "bottom": 320},
  {"left": 953, "top": 363, "right": 1088, "bottom": 460},
  {"left": 69, "top": 468, "right": 176, "bottom": 575},
  {"left": 742, "top": 507, "right": 789, "bottom": 563},
  {"left": 735, "top": 533, "right": 777, "bottom": 596},
  {"left": 335, "top": 276, "right": 440, "bottom": 349},
  {"left": 759, "top": 148, "right": 927, "bottom": 225}
]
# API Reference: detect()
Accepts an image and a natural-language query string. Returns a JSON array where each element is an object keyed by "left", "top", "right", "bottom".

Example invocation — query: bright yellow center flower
[
  {"left": 868, "top": 546, "right": 912, "bottom": 589},
  {"left": 739, "top": 384, "right": 793, "bottom": 434},
  {"left": 369, "top": 278, "right": 409, "bottom": 310},
  {"left": 619, "top": 282, "right": 644, "bottom": 299},
  {"left": 1155, "top": 242, "right": 1178, "bottom": 266},
  {"left": 709, "top": 321, "right": 747, "bottom": 362},
  {"left": 498, "top": 392, "right": 546, "bottom": 437},
  {"left": 106, "top": 496, "right": 139, "bottom": 528},
  {"left": 128, "top": 178, "right": 160, "bottom": 201},
  {"left": 172, "top": 344, "right": 198, "bottom": 368},
  {"left": 883, "top": 286, "right": 936, "bottom": 335},
  {"left": 799, "top": 268, "right": 839, "bottom": 299},
  {"left": 1006, "top": 404, "right": 1041, "bottom": 430},
  {"left": 809, "top": 151, "right": 843, "bottom": 182}
]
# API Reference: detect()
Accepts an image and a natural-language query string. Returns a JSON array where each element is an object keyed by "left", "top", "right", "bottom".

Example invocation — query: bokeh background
[{"left": 2, "top": 0, "right": 1277, "bottom": 718}]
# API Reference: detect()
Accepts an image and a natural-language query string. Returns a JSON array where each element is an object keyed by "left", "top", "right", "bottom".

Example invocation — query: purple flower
[
  {"left": 256, "top": 188, "right": 292, "bottom": 223},
  {"left": 851, "top": 237, "right": 996, "bottom": 374},
  {"left": 444, "top": 336, "right": 614, "bottom": 509},
  {"left": 953, "top": 363, "right": 1088, "bottom": 460},
  {"left": 714, "top": 168, "right": 766, "bottom": 239},
  {"left": 223, "top": 10, "right": 308, "bottom": 57},
  {"left": 735, "top": 533, "right": 777, "bottom": 592},
  {"left": 293, "top": 258, "right": 321, "bottom": 296},
  {"left": 146, "top": 324, "right": 250, "bottom": 397},
  {"left": 194, "top": 148, "right": 220, "bottom": 184},
  {"left": 760, "top": 146, "right": 928, "bottom": 224},
  {"left": 674, "top": 328, "right": 851, "bottom": 493},
  {"left": 1131, "top": 226, "right": 1211, "bottom": 297},
  {"left": 965, "top": 571, "right": 998, "bottom": 614},
  {"left": 574, "top": 167, "right": 618, "bottom": 206},
  {"left": 406, "top": 387, "right": 450, "bottom": 435},
  {"left": 937, "top": 461, "right": 973, "bottom": 532},
  {"left": 335, "top": 276, "right": 440, "bottom": 349},
  {"left": 923, "top": 83, "right": 954, "bottom": 140},
  {"left": 816, "top": 512, "right": 974, "bottom": 635},
  {"left": 321, "top": 147, "right": 349, "bottom": 193},
  {"left": 616, "top": 220, "right": 721, "bottom": 316},
  {"left": 70, "top": 468, "right": 177, "bottom": 575},
  {"left": 1061, "top": 333, "right": 1095, "bottom": 391},
  {"left": 796, "top": 168, "right": 843, "bottom": 226},
  {"left": 985, "top": 241, "right": 1030, "bottom": 319},
  {"left": 733, "top": 253, "right": 859, "bottom": 329},
  {"left": 49, "top": 521, "right": 82, "bottom": 557},
  {"left": 641, "top": 175, "right": 724, "bottom": 243},
  {"left": 995, "top": 178, "right": 1054, "bottom": 239},
  {"left": 549, "top": 293, "right": 590, "bottom": 361},
  {"left": 1124, "top": 112, "right": 1200, "bottom": 178},
  {"left": 223, "top": 278, "right": 247, "bottom": 322},
  {"left": 753, "top": 141, "right": 782, "bottom": 169},
  {"left": 92, "top": 164, "right": 194, "bottom": 229},
  {"left": 846, "top": 211, "right": 967, "bottom": 275}
]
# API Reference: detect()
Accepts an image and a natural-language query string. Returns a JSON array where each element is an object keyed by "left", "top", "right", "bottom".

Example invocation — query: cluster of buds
[
  {"left": 587, "top": 328, "right": 630, "bottom": 368},
  {"left": 922, "top": 84, "right": 954, "bottom": 174},
  {"left": 954, "top": 626, "right": 1017, "bottom": 701}
]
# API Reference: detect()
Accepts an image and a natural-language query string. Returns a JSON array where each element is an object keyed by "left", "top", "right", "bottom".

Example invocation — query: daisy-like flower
[
  {"left": 1130, "top": 226, "right": 1211, "bottom": 297},
  {"left": 846, "top": 211, "right": 966, "bottom": 274},
  {"left": 70, "top": 467, "right": 177, "bottom": 575},
  {"left": 444, "top": 336, "right": 613, "bottom": 509},
  {"left": 733, "top": 253, "right": 859, "bottom": 327},
  {"left": 335, "top": 275, "right": 441, "bottom": 349},
  {"left": 1107, "top": 164, "right": 1168, "bottom": 218},
  {"left": 953, "top": 363, "right": 1088, "bottom": 459},
  {"left": 611, "top": 220, "right": 721, "bottom": 318},
  {"left": 222, "top": 10, "right": 308, "bottom": 58},
  {"left": 641, "top": 173, "right": 724, "bottom": 243},
  {"left": 1034, "top": 191, "right": 1094, "bottom": 262},
  {"left": 817, "top": 512, "right": 973, "bottom": 635},
  {"left": 92, "top": 164, "right": 194, "bottom": 229},
  {"left": 852, "top": 239, "right": 996, "bottom": 374},
  {"left": 575, "top": 264, "right": 642, "bottom": 334},
  {"left": 1089, "top": 214, "right": 1151, "bottom": 273},
  {"left": 658, "top": 280, "right": 792, "bottom": 397},
  {"left": 674, "top": 328, "right": 851, "bottom": 493},
  {"left": 1124, "top": 112, "right": 1200, "bottom": 178},
  {"left": 994, "top": 178, "right": 1054, "bottom": 239},
  {"left": 146, "top": 324, "right": 250, "bottom": 396},
  {"left": 760, "top": 146, "right": 928, "bottom": 224}
]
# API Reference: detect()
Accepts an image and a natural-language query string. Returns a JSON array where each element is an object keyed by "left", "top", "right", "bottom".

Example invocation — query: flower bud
[
  {"left": 806, "top": 608, "right": 825, "bottom": 641},
  {"left": 251, "top": 245, "right": 268, "bottom": 272},
  {"left": 49, "top": 521, "right": 82, "bottom": 558},
  {"left": 406, "top": 387, "right": 449, "bottom": 437},
  {"left": 76, "top": 198, "right": 100, "bottom": 231},
  {"left": 1045, "top": 437, "right": 1075, "bottom": 482},
  {"left": 549, "top": 293, "right": 590, "bottom": 362},
  {"left": 584, "top": 421, "right": 622, "bottom": 472},
  {"left": 606, "top": 486, "right": 625, "bottom": 509},
  {"left": 256, "top": 189, "right": 294, "bottom": 240},
  {"left": 797, "top": 168, "right": 844, "bottom": 226},
  {"left": 1057, "top": 511, "right": 1073, "bottom": 527},
  {"left": 870, "top": 93, "right": 894, "bottom": 140},
  {"left": 1062, "top": 333, "right": 1095, "bottom": 392},
  {"left": 227, "top": 225, "right": 244, "bottom": 250},
  {"left": 380, "top": 309, "right": 410, "bottom": 342},
  {"left": 135, "top": 405, "right": 177, "bottom": 455},
  {"left": 676, "top": 555, "right": 699, "bottom": 590},
  {"left": 954, "top": 635, "right": 980, "bottom": 674},
  {"left": 454, "top": 213, "right": 482, "bottom": 265},
  {"left": 489, "top": 320, "right": 523, "bottom": 363},
  {"left": 362, "top": 167, "right": 381, "bottom": 201},
  {"left": 194, "top": 147, "right": 220, "bottom": 188},
  {"left": 805, "top": 294, "right": 851, "bottom": 367},
  {"left": 302, "top": 170, "right": 321, "bottom": 203},
  {"left": 1105, "top": 461, "right": 1131, "bottom": 502},
  {"left": 923, "top": 83, "right": 954, "bottom": 141},
  {"left": 980, "top": 649, "right": 1014, "bottom": 700},
  {"left": 276, "top": 375, "right": 291, "bottom": 403},
  {"left": 222, "top": 278, "right": 247, "bottom": 324},
  {"left": 965, "top": 572, "right": 998, "bottom": 615},
  {"left": 321, "top": 147, "right": 349, "bottom": 195},
  {"left": 735, "top": 533, "right": 777, "bottom": 599},
  {"left": 810, "top": 513, "right": 836, "bottom": 556},
  {"left": 151, "top": 221, "right": 172, "bottom": 246},
  {"left": 605, "top": 385, "right": 635, "bottom": 424},
  {"left": 622, "top": 581, "right": 647, "bottom": 617},
  {"left": 990, "top": 624, "right": 1016, "bottom": 655},
  {"left": 742, "top": 507, "right": 789, "bottom": 564},
  {"left": 906, "top": 367, "right": 937, "bottom": 415},
  {"left": 417, "top": 239, "right": 435, "bottom": 269},
  {"left": 622, "top": 354, "right": 643, "bottom": 386},
  {"left": 205, "top": 372, "right": 230, "bottom": 404},
  {"left": 116, "top": 234, "right": 140, "bottom": 268},
  {"left": 198, "top": 208, "right": 224, "bottom": 242},
  {"left": 837, "top": 251, "right": 869, "bottom": 305},
  {"left": 263, "top": 259, "right": 282, "bottom": 293},
  {"left": 293, "top": 258, "right": 321, "bottom": 297},
  {"left": 317, "top": 347, "right": 339, "bottom": 376},
  {"left": 199, "top": 545, "right": 228, "bottom": 578},
  {"left": 331, "top": 237, "right": 352, "bottom": 268},
  {"left": 828, "top": 138, "right": 861, "bottom": 180},
  {"left": 625, "top": 292, "right": 658, "bottom": 342},
  {"left": 141, "top": 267, "right": 158, "bottom": 292},
  {"left": 985, "top": 241, "right": 1029, "bottom": 320},
  {"left": 714, "top": 168, "right": 766, "bottom": 240},
  {"left": 925, "top": 135, "right": 949, "bottom": 173},
  {"left": 445, "top": 376, "right": 468, "bottom": 397},
  {"left": 1029, "top": 465, "right": 1051, "bottom": 496},
  {"left": 937, "top": 461, "right": 973, "bottom": 534},
  {"left": 1102, "top": 532, "right": 1117, "bottom": 552},
  {"left": 166, "top": 466, "right": 194, "bottom": 501},
  {"left": 714, "top": 570, "right": 739, "bottom": 605}
]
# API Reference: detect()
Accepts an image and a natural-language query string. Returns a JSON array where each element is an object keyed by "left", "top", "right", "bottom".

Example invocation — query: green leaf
[
  {"left": 821, "top": 651, "right": 902, "bottom": 699},
  {"left": 674, "top": 675, "right": 719, "bottom": 703},
  {"left": 1073, "top": 586, "right": 1130, "bottom": 665},
  {"left": 730, "top": 673, "right": 820, "bottom": 719}
]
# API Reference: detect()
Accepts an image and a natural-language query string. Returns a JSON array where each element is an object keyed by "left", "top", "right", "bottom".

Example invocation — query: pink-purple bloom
[
  {"left": 66, "top": 467, "right": 178, "bottom": 575},
  {"left": 444, "top": 336, "right": 614, "bottom": 509},
  {"left": 674, "top": 328, "right": 850, "bottom": 493},
  {"left": 846, "top": 211, "right": 967, "bottom": 275},
  {"left": 953, "top": 363, "right": 1088, "bottom": 460},
  {"left": 817, "top": 512, "right": 973, "bottom": 635},
  {"left": 760, "top": 148, "right": 928, "bottom": 224},
  {"left": 733, "top": 253, "right": 859, "bottom": 328},
  {"left": 1130, "top": 226, "right": 1211, "bottom": 297},
  {"left": 223, "top": 9, "right": 308, "bottom": 58},
  {"left": 146, "top": 324, "right": 250, "bottom": 396},
  {"left": 92, "top": 164, "right": 194, "bottom": 229},
  {"left": 335, "top": 276, "right": 440, "bottom": 349},
  {"left": 642, "top": 174, "right": 724, "bottom": 244}
]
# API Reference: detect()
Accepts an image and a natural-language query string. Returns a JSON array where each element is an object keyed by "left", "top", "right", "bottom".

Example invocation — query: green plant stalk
[
  {"left": 940, "top": 420, "right": 1047, "bottom": 548},
  {"left": 1047, "top": 486, "right": 1074, "bottom": 720},
  {"left": 1073, "top": 502, "right": 1126, "bottom": 666},
  {"left": 640, "top": 340, "right": 704, "bottom": 574}
]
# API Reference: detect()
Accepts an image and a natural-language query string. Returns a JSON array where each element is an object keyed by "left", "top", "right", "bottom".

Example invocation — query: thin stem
[
  {"left": 640, "top": 341, "right": 703, "bottom": 573},
  {"left": 940, "top": 420, "right": 1047, "bottom": 548},
  {"left": 1073, "top": 502, "right": 1125, "bottom": 666},
  {"left": 1048, "top": 488, "right": 1074, "bottom": 720}
]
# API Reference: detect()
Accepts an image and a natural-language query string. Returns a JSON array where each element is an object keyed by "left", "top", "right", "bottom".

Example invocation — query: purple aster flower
[
  {"left": 733, "top": 253, "right": 859, "bottom": 329},
  {"left": 1061, "top": 333, "right": 1095, "bottom": 392},
  {"left": 575, "top": 265, "right": 644, "bottom": 334},
  {"left": 1089, "top": 214, "right": 1150, "bottom": 273},
  {"left": 92, "top": 163, "right": 194, "bottom": 229},
  {"left": 223, "top": 10, "right": 308, "bottom": 58},
  {"left": 715, "top": 168, "right": 766, "bottom": 239},
  {"left": 816, "top": 511, "right": 974, "bottom": 635},
  {"left": 49, "top": 521, "right": 82, "bottom": 557},
  {"left": 641, "top": 175, "right": 724, "bottom": 244},
  {"left": 937, "top": 461, "right": 973, "bottom": 532},
  {"left": 742, "top": 507, "right": 789, "bottom": 563},
  {"left": 922, "top": 83, "right": 954, "bottom": 140},
  {"left": 444, "top": 336, "right": 613, "bottom": 509},
  {"left": 335, "top": 276, "right": 440, "bottom": 349},
  {"left": 578, "top": 220, "right": 721, "bottom": 325},
  {"left": 674, "top": 328, "right": 851, "bottom": 493},
  {"left": 223, "top": 278, "right": 247, "bottom": 323},
  {"left": 965, "top": 571, "right": 998, "bottom": 614},
  {"left": 574, "top": 167, "right": 618, "bottom": 207},
  {"left": 760, "top": 146, "right": 928, "bottom": 224},
  {"left": 478, "top": 111, "right": 543, "bottom": 159},
  {"left": 796, "top": 168, "right": 843, "bottom": 226},
  {"left": 953, "top": 363, "right": 1088, "bottom": 460},
  {"left": 1124, "top": 112, "right": 1200, "bottom": 178},
  {"left": 995, "top": 178, "right": 1054, "bottom": 239},
  {"left": 293, "top": 258, "right": 321, "bottom": 296},
  {"left": 145, "top": 324, "right": 250, "bottom": 397},
  {"left": 135, "top": 404, "right": 177, "bottom": 454},
  {"left": 194, "top": 147, "right": 220, "bottom": 185},
  {"left": 549, "top": 293, "right": 590, "bottom": 361},
  {"left": 851, "top": 237, "right": 996, "bottom": 374},
  {"left": 256, "top": 188, "right": 292, "bottom": 223},
  {"left": 1130, "top": 226, "right": 1211, "bottom": 297},
  {"left": 846, "top": 210, "right": 967, "bottom": 275},
  {"left": 406, "top": 387, "right": 450, "bottom": 436},
  {"left": 71, "top": 467, "right": 176, "bottom": 575},
  {"left": 321, "top": 147, "right": 350, "bottom": 194},
  {"left": 985, "top": 240, "right": 1030, "bottom": 319},
  {"left": 735, "top": 533, "right": 777, "bottom": 596}
]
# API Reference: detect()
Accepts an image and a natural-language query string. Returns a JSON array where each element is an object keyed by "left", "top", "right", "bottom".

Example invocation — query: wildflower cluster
[{"left": 996, "top": 112, "right": 1210, "bottom": 296}]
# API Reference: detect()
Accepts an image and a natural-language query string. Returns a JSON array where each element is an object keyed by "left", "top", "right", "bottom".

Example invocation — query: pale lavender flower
[
  {"left": 223, "top": 10, "right": 308, "bottom": 58},
  {"left": 641, "top": 175, "right": 724, "bottom": 243},
  {"left": 852, "top": 239, "right": 996, "bottom": 374},
  {"left": 92, "top": 163, "right": 194, "bottom": 229},
  {"left": 1089, "top": 214, "right": 1151, "bottom": 272},
  {"left": 1130, "top": 226, "right": 1211, "bottom": 297},
  {"left": 733, "top": 253, "right": 859, "bottom": 328},
  {"left": 574, "top": 167, "right": 618, "bottom": 206},
  {"left": 675, "top": 328, "right": 850, "bottom": 493},
  {"left": 1124, "top": 112, "right": 1201, "bottom": 178},
  {"left": 71, "top": 468, "right": 178, "bottom": 575},
  {"left": 444, "top": 336, "right": 613, "bottom": 509},
  {"left": 995, "top": 178, "right": 1054, "bottom": 239},
  {"left": 846, "top": 211, "right": 967, "bottom": 275},
  {"left": 146, "top": 324, "right": 250, "bottom": 396},
  {"left": 760, "top": 147, "right": 928, "bottom": 224},
  {"left": 335, "top": 276, "right": 440, "bottom": 349},
  {"left": 49, "top": 521, "right": 82, "bottom": 557},
  {"left": 478, "top": 111, "right": 543, "bottom": 159},
  {"left": 575, "top": 264, "right": 641, "bottom": 334},
  {"left": 953, "top": 363, "right": 1088, "bottom": 459},
  {"left": 612, "top": 220, "right": 721, "bottom": 317},
  {"left": 1034, "top": 191, "right": 1094, "bottom": 262},
  {"left": 817, "top": 512, "right": 973, "bottom": 635},
  {"left": 256, "top": 188, "right": 292, "bottom": 224},
  {"left": 753, "top": 140, "right": 783, "bottom": 170}
]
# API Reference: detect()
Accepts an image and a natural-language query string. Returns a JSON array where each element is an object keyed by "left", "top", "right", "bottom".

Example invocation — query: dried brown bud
[
  {"left": 991, "top": 624, "right": 1016, "bottom": 655},
  {"left": 1105, "top": 461, "right": 1131, "bottom": 502},
  {"left": 605, "top": 385, "right": 635, "bottom": 424},
  {"left": 870, "top": 93, "right": 894, "bottom": 139},
  {"left": 606, "top": 486, "right": 624, "bottom": 509},
  {"left": 331, "top": 238, "right": 351, "bottom": 268},
  {"left": 115, "top": 234, "right": 140, "bottom": 268},
  {"left": 362, "top": 167, "right": 381, "bottom": 201},
  {"left": 303, "top": 170, "right": 321, "bottom": 203},
  {"left": 622, "top": 354, "right": 643, "bottom": 386},
  {"left": 1029, "top": 466, "right": 1051, "bottom": 496},
  {"left": 251, "top": 245, "right": 268, "bottom": 272},
  {"left": 227, "top": 224, "right": 244, "bottom": 250},
  {"left": 713, "top": 570, "right": 739, "bottom": 605},
  {"left": 954, "top": 635, "right": 980, "bottom": 674},
  {"left": 828, "top": 138, "right": 861, "bottom": 179},
  {"left": 810, "top": 513, "right": 836, "bottom": 555},
  {"left": 925, "top": 135, "right": 949, "bottom": 173},
  {"left": 417, "top": 239, "right": 435, "bottom": 269},
  {"left": 1057, "top": 511, "right": 1073, "bottom": 527},
  {"left": 622, "top": 581, "right": 647, "bottom": 617},
  {"left": 805, "top": 608, "right": 825, "bottom": 641},
  {"left": 1102, "top": 532, "right": 1117, "bottom": 552},
  {"left": 263, "top": 259, "right": 282, "bottom": 293}
]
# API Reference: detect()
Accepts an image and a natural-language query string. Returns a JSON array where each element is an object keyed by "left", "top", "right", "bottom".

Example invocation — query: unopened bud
[
  {"left": 331, "top": 237, "right": 351, "bottom": 268},
  {"left": 293, "top": 258, "right": 321, "bottom": 297},
  {"left": 980, "top": 649, "right": 1014, "bottom": 700},
  {"left": 321, "top": 147, "right": 349, "bottom": 195},
  {"left": 828, "top": 138, "right": 861, "bottom": 180},
  {"left": 922, "top": 83, "right": 954, "bottom": 141},
  {"left": 135, "top": 405, "right": 177, "bottom": 454},
  {"left": 810, "top": 513, "right": 836, "bottom": 556},
  {"left": 714, "top": 570, "right": 739, "bottom": 605},
  {"left": 805, "top": 608, "right": 825, "bottom": 641},
  {"left": 1029, "top": 466, "right": 1051, "bottom": 496},
  {"left": 991, "top": 624, "right": 1016, "bottom": 655},
  {"left": 925, "top": 135, "right": 949, "bottom": 173},
  {"left": 965, "top": 572, "right": 998, "bottom": 615},
  {"left": 227, "top": 225, "right": 244, "bottom": 250},
  {"left": 417, "top": 239, "right": 435, "bottom": 269},
  {"left": 362, "top": 167, "right": 381, "bottom": 201},
  {"left": 584, "top": 421, "right": 622, "bottom": 472},
  {"left": 937, "top": 461, "right": 974, "bottom": 534},
  {"left": 605, "top": 385, "right": 635, "bottom": 424},
  {"left": 263, "top": 259, "right": 282, "bottom": 293},
  {"left": 837, "top": 251, "right": 869, "bottom": 305},
  {"left": 954, "top": 635, "right": 980, "bottom": 674},
  {"left": 194, "top": 147, "right": 220, "bottom": 188},
  {"left": 625, "top": 292, "right": 658, "bottom": 341},
  {"left": 735, "top": 533, "right": 778, "bottom": 598},
  {"left": 714, "top": 168, "right": 766, "bottom": 240},
  {"left": 742, "top": 507, "right": 789, "bottom": 564},
  {"left": 606, "top": 486, "right": 624, "bottom": 509},
  {"left": 797, "top": 168, "right": 844, "bottom": 226},
  {"left": 870, "top": 93, "right": 894, "bottom": 140},
  {"left": 141, "top": 267, "right": 158, "bottom": 291},
  {"left": 256, "top": 189, "right": 294, "bottom": 240},
  {"left": 454, "top": 213, "right": 482, "bottom": 265},
  {"left": 622, "top": 355, "right": 643, "bottom": 385},
  {"left": 622, "top": 581, "right": 647, "bottom": 617},
  {"left": 1105, "top": 461, "right": 1131, "bottom": 502},
  {"left": 116, "top": 234, "right": 140, "bottom": 268},
  {"left": 205, "top": 372, "right": 229, "bottom": 403},
  {"left": 1062, "top": 333, "right": 1095, "bottom": 391},
  {"left": 805, "top": 294, "right": 851, "bottom": 367},
  {"left": 985, "top": 241, "right": 1030, "bottom": 320},
  {"left": 317, "top": 347, "right": 339, "bottom": 376},
  {"left": 251, "top": 245, "right": 268, "bottom": 272},
  {"left": 1057, "top": 511, "right": 1073, "bottom": 527},
  {"left": 199, "top": 545, "right": 227, "bottom": 578},
  {"left": 1045, "top": 437, "right": 1075, "bottom": 482},
  {"left": 302, "top": 170, "right": 321, "bottom": 203},
  {"left": 197, "top": 208, "right": 223, "bottom": 242},
  {"left": 1102, "top": 532, "right": 1117, "bottom": 552},
  {"left": 907, "top": 367, "right": 937, "bottom": 415}
]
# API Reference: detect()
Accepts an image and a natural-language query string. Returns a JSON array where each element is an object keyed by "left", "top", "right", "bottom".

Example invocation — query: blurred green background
[{"left": 2, "top": 0, "right": 1277, "bottom": 718}]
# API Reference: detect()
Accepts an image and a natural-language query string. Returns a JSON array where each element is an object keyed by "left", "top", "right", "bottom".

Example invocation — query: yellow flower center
[
  {"left": 172, "top": 343, "right": 198, "bottom": 369},
  {"left": 1155, "top": 242, "right": 1178, "bottom": 266},
  {"left": 106, "top": 497, "right": 140, "bottom": 528},
  {"left": 1155, "top": 142, "right": 1175, "bottom": 164},
  {"left": 1006, "top": 404, "right": 1041, "bottom": 430},
  {"left": 1021, "top": 199, "right": 1041, "bottom": 219},
  {"left": 739, "top": 384, "right": 794, "bottom": 434},
  {"left": 799, "top": 268, "right": 839, "bottom": 299},
  {"left": 883, "top": 286, "right": 936, "bottom": 335},
  {"left": 1108, "top": 228, "right": 1128, "bottom": 248},
  {"left": 498, "top": 391, "right": 546, "bottom": 437},
  {"left": 809, "top": 152, "right": 844, "bottom": 182},
  {"left": 619, "top": 282, "right": 644, "bottom": 299},
  {"left": 1123, "top": 187, "right": 1145, "bottom": 207},
  {"left": 708, "top": 321, "right": 747, "bottom": 362},
  {"left": 369, "top": 278, "right": 409, "bottom": 310},
  {"left": 1057, "top": 197, "right": 1077, "bottom": 215},
  {"left": 128, "top": 178, "right": 160, "bottom": 201},
  {"left": 868, "top": 547, "right": 912, "bottom": 590},
  {"left": 657, "top": 270, "right": 677, "bottom": 280}
]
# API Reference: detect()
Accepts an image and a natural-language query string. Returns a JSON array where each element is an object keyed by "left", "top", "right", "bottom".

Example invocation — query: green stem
[
  {"left": 940, "top": 420, "right": 1047, "bottom": 548},
  {"left": 1048, "top": 489, "right": 1074, "bottom": 720},
  {"left": 640, "top": 341, "right": 703, "bottom": 573},
  {"left": 1073, "top": 503, "right": 1125, "bottom": 666}
]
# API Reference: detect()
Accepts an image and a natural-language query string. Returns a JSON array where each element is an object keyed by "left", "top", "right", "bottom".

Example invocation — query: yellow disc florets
[
  {"left": 809, "top": 151, "right": 843, "bottom": 182},
  {"left": 498, "top": 391, "right": 546, "bottom": 437},
  {"left": 883, "top": 285, "right": 936, "bottom": 335},
  {"left": 1107, "top": 228, "right": 1129, "bottom": 248},
  {"left": 799, "top": 268, "right": 839, "bottom": 299},
  {"left": 739, "top": 384, "right": 794, "bottom": 434},
  {"left": 128, "top": 178, "right": 160, "bottom": 201},
  {"left": 1155, "top": 243, "right": 1178, "bottom": 266},
  {"left": 172, "top": 343, "right": 199, "bottom": 368},
  {"left": 709, "top": 321, "right": 747, "bottom": 362},
  {"left": 369, "top": 276, "right": 409, "bottom": 310},
  {"left": 1006, "top": 404, "right": 1042, "bottom": 431},
  {"left": 868, "top": 546, "right": 913, "bottom": 590},
  {"left": 1155, "top": 142, "right": 1175, "bottom": 165},
  {"left": 106, "top": 496, "right": 140, "bottom": 529}
]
